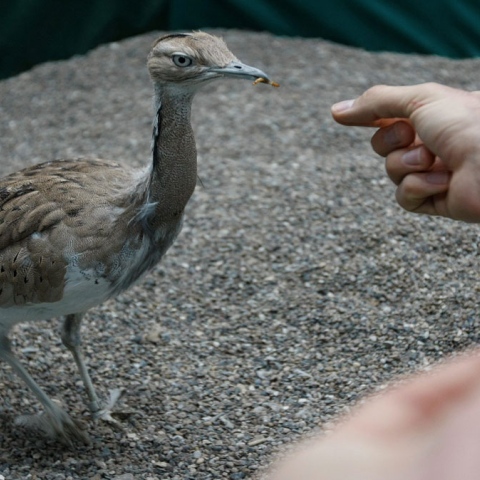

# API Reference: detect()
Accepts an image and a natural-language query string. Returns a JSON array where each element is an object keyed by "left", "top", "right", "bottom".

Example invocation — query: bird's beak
[{"left": 210, "top": 61, "right": 272, "bottom": 82}]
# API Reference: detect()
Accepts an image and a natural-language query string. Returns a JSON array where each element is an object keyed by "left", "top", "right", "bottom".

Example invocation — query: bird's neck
[{"left": 147, "top": 85, "right": 198, "bottom": 226}]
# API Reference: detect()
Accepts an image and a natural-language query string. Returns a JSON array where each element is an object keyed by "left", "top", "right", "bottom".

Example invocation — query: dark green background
[{"left": 1, "top": 0, "right": 480, "bottom": 79}]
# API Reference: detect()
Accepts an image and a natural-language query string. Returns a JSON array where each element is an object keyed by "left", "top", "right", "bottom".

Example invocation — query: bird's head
[{"left": 147, "top": 31, "right": 276, "bottom": 90}]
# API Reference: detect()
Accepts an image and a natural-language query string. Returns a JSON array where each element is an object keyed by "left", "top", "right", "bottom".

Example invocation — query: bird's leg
[
  {"left": 0, "top": 334, "right": 89, "bottom": 445},
  {"left": 61, "top": 313, "right": 124, "bottom": 426}
]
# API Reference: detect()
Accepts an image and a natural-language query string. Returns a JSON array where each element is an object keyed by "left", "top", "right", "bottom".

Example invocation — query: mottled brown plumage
[
  {"left": 0, "top": 159, "right": 135, "bottom": 306},
  {"left": 0, "top": 31, "right": 276, "bottom": 444}
]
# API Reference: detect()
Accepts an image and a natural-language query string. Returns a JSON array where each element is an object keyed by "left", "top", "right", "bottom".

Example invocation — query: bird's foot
[
  {"left": 14, "top": 402, "right": 90, "bottom": 446},
  {"left": 92, "top": 388, "right": 131, "bottom": 430}
]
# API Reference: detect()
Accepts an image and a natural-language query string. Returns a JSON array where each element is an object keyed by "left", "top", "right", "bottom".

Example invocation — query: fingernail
[
  {"left": 332, "top": 99, "right": 355, "bottom": 113},
  {"left": 401, "top": 149, "right": 421, "bottom": 166},
  {"left": 426, "top": 171, "right": 449, "bottom": 184},
  {"left": 384, "top": 124, "right": 401, "bottom": 147}
]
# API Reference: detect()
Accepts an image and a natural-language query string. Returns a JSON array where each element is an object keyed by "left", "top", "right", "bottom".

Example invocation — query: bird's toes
[
  {"left": 15, "top": 408, "right": 90, "bottom": 446},
  {"left": 58, "top": 414, "right": 91, "bottom": 446},
  {"left": 104, "top": 387, "right": 125, "bottom": 411},
  {"left": 93, "top": 388, "right": 136, "bottom": 429},
  {"left": 95, "top": 410, "right": 125, "bottom": 431}
]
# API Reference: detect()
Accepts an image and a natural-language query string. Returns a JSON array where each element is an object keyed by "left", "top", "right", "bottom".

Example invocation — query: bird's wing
[
  {"left": 0, "top": 158, "right": 135, "bottom": 307},
  {"left": 0, "top": 158, "right": 132, "bottom": 248}
]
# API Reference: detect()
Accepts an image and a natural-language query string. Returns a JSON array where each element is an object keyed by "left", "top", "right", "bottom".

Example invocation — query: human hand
[
  {"left": 268, "top": 352, "right": 480, "bottom": 480},
  {"left": 331, "top": 83, "right": 480, "bottom": 222}
]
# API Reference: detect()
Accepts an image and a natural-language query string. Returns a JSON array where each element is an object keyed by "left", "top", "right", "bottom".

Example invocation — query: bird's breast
[
  {"left": 100, "top": 214, "right": 185, "bottom": 295},
  {"left": 0, "top": 216, "right": 184, "bottom": 327}
]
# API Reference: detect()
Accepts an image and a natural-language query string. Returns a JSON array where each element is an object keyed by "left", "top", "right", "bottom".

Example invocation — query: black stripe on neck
[{"left": 152, "top": 104, "right": 162, "bottom": 168}]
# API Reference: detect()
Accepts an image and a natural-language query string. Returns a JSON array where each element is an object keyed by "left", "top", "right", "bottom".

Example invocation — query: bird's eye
[{"left": 172, "top": 54, "right": 193, "bottom": 67}]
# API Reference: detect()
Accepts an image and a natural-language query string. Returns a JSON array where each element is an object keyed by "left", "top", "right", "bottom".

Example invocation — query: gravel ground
[{"left": 0, "top": 29, "right": 479, "bottom": 479}]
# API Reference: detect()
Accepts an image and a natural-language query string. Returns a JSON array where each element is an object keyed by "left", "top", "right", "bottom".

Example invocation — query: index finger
[{"left": 331, "top": 83, "right": 451, "bottom": 127}]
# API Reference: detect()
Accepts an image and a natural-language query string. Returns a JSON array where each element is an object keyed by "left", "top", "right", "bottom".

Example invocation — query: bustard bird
[{"left": 0, "top": 31, "right": 277, "bottom": 444}]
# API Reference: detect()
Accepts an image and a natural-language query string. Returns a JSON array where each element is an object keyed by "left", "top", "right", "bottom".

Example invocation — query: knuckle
[{"left": 362, "top": 84, "right": 389, "bottom": 100}]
